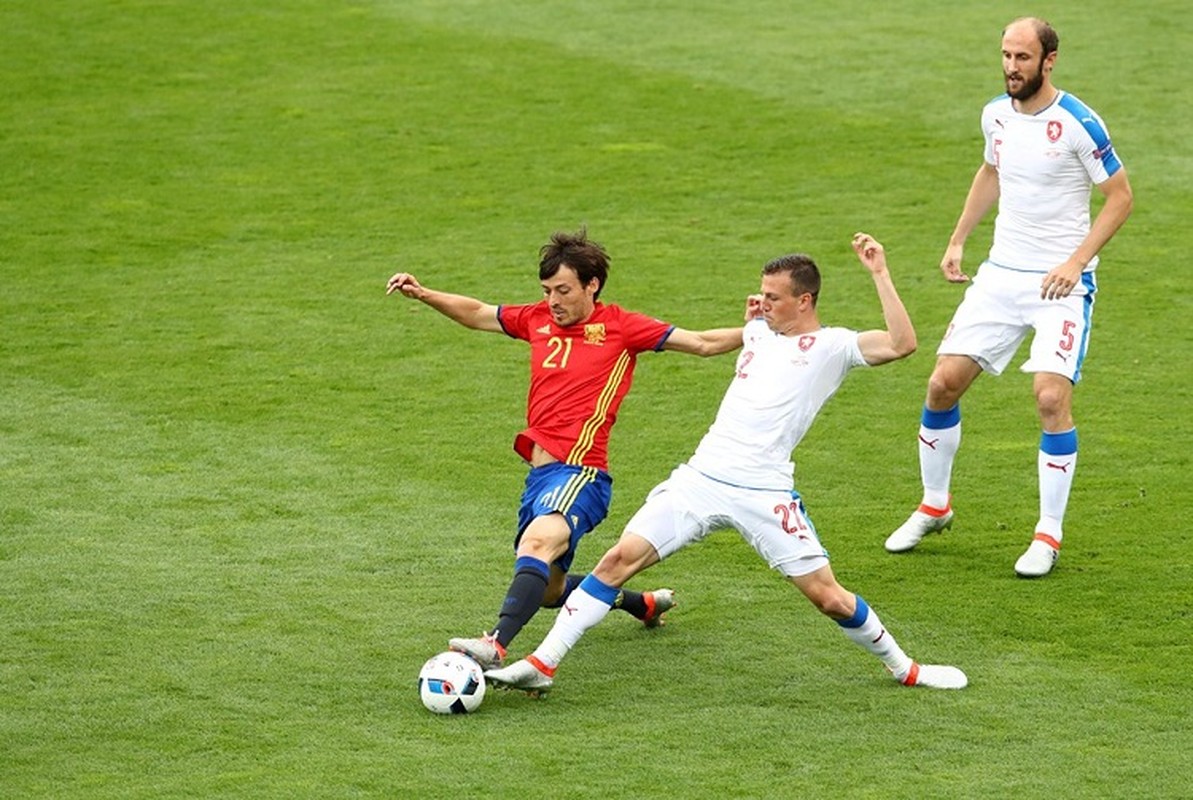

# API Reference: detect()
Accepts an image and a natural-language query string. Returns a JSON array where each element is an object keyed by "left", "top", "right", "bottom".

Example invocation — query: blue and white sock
[
  {"left": 1038, "top": 428, "right": 1078, "bottom": 541},
  {"left": 836, "top": 595, "right": 913, "bottom": 677},
  {"left": 532, "top": 574, "right": 620, "bottom": 670},
  {"left": 919, "top": 404, "right": 961, "bottom": 510}
]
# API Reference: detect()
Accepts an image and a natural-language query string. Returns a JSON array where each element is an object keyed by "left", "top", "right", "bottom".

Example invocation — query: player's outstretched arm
[
  {"left": 659, "top": 292, "right": 758, "bottom": 355},
  {"left": 662, "top": 326, "right": 744, "bottom": 357},
  {"left": 940, "top": 162, "right": 1000, "bottom": 283},
  {"left": 852, "top": 233, "right": 917, "bottom": 366},
  {"left": 385, "top": 272, "right": 501, "bottom": 333}
]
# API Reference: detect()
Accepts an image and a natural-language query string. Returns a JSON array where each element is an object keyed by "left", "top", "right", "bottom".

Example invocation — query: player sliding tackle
[{"left": 487, "top": 233, "right": 968, "bottom": 693}]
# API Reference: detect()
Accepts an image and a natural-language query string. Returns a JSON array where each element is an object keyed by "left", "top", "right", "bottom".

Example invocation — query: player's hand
[
  {"left": 745, "top": 294, "right": 764, "bottom": 321},
  {"left": 1040, "top": 260, "right": 1082, "bottom": 300},
  {"left": 851, "top": 232, "right": 888, "bottom": 274},
  {"left": 940, "top": 244, "right": 970, "bottom": 283},
  {"left": 386, "top": 272, "right": 424, "bottom": 298}
]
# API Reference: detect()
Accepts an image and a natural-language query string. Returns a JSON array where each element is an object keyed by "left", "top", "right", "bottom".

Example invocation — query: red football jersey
[{"left": 497, "top": 301, "right": 674, "bottom": 471}]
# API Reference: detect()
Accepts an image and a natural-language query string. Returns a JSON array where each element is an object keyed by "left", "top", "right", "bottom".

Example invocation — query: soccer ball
[{"left": 418, "top": 651, "right": 486, "bottom": 714}]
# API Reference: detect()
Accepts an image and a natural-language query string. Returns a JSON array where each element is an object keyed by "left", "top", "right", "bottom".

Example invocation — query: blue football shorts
[{"left": 515, "top": 462, "right": 613, "bottom": 572}]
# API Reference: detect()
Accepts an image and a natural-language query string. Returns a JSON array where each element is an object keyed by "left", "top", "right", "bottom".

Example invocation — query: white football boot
[
  {"left": 485, "top": 657, "right": 554, "bottom": 695},
  {"left": 885, "top": 504, "right": 954, "bottom": 553},
  {"left": 898, "top": 662, "right": 968, "bottom": 689},
  {"left": 1014, "top": 534, "right": 1060, "bottom": 578}
]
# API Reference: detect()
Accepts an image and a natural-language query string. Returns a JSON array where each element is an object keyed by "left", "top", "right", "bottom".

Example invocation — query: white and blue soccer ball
[{"left": 418, "top": 651, "right": 486, "bottom": 714}]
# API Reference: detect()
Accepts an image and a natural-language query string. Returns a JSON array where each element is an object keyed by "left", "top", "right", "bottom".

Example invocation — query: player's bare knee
[
  {"left": 1034, "top": 386, "right": 1069, "bottom": 419},
  {"left": 926, "top": 370, "right": 964, "bottom": 408},
  {"left": 593, "top": 538, "right": 651, "bottom": 586},
  {"left": 926, "top": 356, "right": 981, "bottom": 408},
  {"left": 517, "top": 533, "right": 566, "bottom": 563},
  {"left": 590, "top": 544, "right": 628, "bottom": 583}
]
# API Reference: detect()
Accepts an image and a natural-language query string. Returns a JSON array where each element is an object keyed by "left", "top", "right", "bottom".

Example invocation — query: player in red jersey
[{"left": 387, "top": 229, "right": 745, "bottom": 668}]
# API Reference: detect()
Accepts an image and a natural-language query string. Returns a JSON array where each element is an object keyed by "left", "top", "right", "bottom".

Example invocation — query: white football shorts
[
  {"left": 937, "top": 262, "right": 1096, "bottom": 382},
  {"left": 625, "top": 464, "right": 829, "bottom": 578}
]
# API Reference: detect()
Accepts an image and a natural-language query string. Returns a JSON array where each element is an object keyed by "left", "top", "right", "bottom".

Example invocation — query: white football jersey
[
  {"left": 686, "top": 319, "right": 867, "bottom": 490},
  {"left": 981, "top": 89, "right": 1124, "bottom": 272}
]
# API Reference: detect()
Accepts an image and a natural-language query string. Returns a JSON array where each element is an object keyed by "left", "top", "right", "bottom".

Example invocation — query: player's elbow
[
  {"left": 895, "top": 333, "right": 918, "bottom": 358},
  {"left": 684, "top": 333, "right": 738, "bottom": 358},
  {"left": 886, "top": 328, "right": 917, "bottom": 360},
  {"left": 1104, "top": 173, "right": 1134, "bottom": 221},
  {"left": 1120, "top": 187, "right": 1135, "bottom": 220},
  {"left": 699, "top": 339, "right": 736, "bottom": 357}
]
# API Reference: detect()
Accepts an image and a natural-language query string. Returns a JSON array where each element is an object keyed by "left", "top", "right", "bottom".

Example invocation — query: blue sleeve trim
[
  {"left": 921, "top": 404, "right": 961, "bottom": 430},
  {"left": 1040, "top": 428, "right": 1078, "bottom": 456},
  {"left": 1058, "top": 93, "right": 1122, "bottom": 176},
  {"left": 496, "top": 305, "right": 517, "bottom": 338},
  {"left": 654, "top": 325, "right": 677, "bottom": 351},
  {"left": 836, "top": 595, "right": 870, "bottom": 629},
  {"left": 578, "top": 573, "right": 621, "bottom": 605}
]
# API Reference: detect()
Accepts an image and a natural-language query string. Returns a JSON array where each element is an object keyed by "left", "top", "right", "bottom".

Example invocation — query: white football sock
[
  {"left": 918, "top": 406, "right": 961, "bottom": 510},
  {"left": 837, "top": 596, "right": 913, "bottom": 677},
  {"left": 1038, "top": 428, "right": 1078, "bottom": 541},
  {"left": 532, "top": 585, "right": 614, "bottom": 669}
]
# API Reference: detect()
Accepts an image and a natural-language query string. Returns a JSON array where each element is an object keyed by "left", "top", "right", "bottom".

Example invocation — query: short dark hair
[
  {"left": 762, "top": 253, "right": 821, "bottom": 306},
  {"left": 539, "top": 228, "right": 610, "bottom": 299}
]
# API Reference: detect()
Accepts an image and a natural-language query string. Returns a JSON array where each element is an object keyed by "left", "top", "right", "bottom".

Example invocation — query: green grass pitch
[{"left": 2, "top": 1, "right": 1190, "bottom": 797}]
